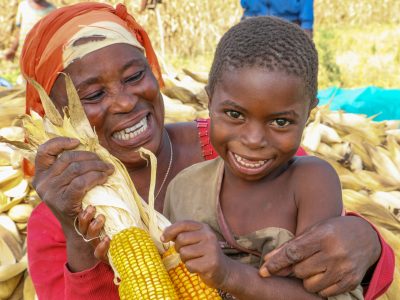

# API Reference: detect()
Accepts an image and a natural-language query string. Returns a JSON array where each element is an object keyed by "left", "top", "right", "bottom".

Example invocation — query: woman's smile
[{"left": 112, "top": 114, "right": 149, "bottom": 141}]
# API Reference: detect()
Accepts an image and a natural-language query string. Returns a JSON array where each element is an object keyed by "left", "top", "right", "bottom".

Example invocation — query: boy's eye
[
  {"left": 125, "top": 70, "right": 144, "bottom": 84},
  {"left": 226, "top": 110, "right": 244, "bottom": 120},
  {"left": 82, "top": 90, "right": 105, "bottom": 102},
  {"left": 271, "top": 118, "right": 290, "bottom": 127}
]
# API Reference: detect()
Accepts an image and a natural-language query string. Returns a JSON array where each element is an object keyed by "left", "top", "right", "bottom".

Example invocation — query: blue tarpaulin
[{"left": 317, "top": 87, "right": 400, "bottom": 121}]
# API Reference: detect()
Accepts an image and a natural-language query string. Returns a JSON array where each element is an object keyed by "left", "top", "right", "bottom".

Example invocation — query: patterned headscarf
[{"left": 20, "top": 2, "right": 163, "bottom": 116}]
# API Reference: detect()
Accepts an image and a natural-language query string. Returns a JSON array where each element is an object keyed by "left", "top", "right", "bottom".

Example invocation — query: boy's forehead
[
  {"left": 220, "top": 67, "right": 307, "bottom": 93},
  {"left": 212, "top": 67, "right": 313, "bottom": 109}
]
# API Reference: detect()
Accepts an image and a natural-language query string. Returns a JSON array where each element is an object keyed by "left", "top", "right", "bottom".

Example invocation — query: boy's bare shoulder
[{"left": 289, "top": 156, "right": 339, "bottom": 183}]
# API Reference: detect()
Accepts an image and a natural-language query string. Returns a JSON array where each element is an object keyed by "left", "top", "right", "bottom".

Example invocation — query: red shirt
[{"left": 27, "top": 119, "right": 394, "bottom": 299}]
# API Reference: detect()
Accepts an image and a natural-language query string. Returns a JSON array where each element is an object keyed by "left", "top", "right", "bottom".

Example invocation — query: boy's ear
[
  {"left": 310, "top": 97, "right": 319, "bottom": 109},
  {"left": 307, "top": 97, "right": 319, "bottom": 118}
]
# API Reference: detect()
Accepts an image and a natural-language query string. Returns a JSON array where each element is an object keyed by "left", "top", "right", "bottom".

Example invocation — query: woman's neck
[{"left": 127, "top": 129, "right": 173, "bottom": 212}]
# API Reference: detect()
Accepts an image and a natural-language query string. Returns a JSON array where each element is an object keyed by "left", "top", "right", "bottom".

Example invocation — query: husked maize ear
[
  {"left": 162, "top": 247, "right": 221, "bottom": 300},
  {"left": 109, "top": 227, "right": 177, "bottom": 300}
]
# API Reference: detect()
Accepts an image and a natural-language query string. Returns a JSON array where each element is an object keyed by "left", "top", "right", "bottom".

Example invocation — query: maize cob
[
  {"left": 162, "top": 247, "right": 221, "bottom": 300},
  {"left": 109, "top": 227, "right": 177, "bottom": 300}
]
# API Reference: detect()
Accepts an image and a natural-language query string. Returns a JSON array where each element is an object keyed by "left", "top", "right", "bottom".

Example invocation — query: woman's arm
[
  {"left": 28, "top": 203, "right": 119, "bottom": 300},
  {"left": 260, "top": 160, "right": 394, "bottom": 298}
]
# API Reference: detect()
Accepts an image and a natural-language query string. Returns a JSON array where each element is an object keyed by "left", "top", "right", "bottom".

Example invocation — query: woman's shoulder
[{"left": 166, "top": 121, "right": 204, "bottom": 163}]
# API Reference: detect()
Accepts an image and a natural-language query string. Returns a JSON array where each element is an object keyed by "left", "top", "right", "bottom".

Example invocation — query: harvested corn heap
[
  {"left": 1, "top": 75, "right": 220, "bottom": 299},
  {"left": 0, "top": 123, "right": 39, "bottom": 300},
  {"left": 302, "top": 105, "right": 400, "bottom": 298}
]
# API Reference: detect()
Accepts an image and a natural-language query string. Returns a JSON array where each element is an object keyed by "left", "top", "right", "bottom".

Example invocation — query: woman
[{"left": 21, "top": 3, "right": 393, "bottom": 300}]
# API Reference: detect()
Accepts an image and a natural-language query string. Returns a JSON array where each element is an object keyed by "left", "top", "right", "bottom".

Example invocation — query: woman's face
[{"left": 50, "top": 43, "right": 164, "bottom": 169}]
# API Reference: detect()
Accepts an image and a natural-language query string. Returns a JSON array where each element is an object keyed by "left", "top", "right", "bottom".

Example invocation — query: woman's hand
[
  {"left": 259, "top": 216, "right": 381, "bottom": 297},
  {"left": 33, "top": 137, "right": 114, "bottom": 233},
  {"left": 161, "top": 220, "right": 232, "bottom": 289},
  {"left": 77, "top": 205, "right": 111, "bottom": 263},
  {"left": 32, "top": 137, "right": 114, "bottom": 272}
]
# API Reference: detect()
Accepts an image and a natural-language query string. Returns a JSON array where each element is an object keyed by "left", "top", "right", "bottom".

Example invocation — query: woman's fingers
[
  {"left": 62, "top": 170, "right": 109, "bottom": 202},
  {"left": 291, "top": 252, "right": 328, "bottom": 279},
  {"left": 77, "top": 207, "right": 109, "bottom": 263},
  {"left": 264, "top": 231, "right": 321, "bottom": 275},
  {"left": 34, "top": 137, "right": 80, "bottom": 171},
  {"left": 78, "top": 205, "right": 96, "bottom": 236},
  {"left": 94, "top": 237, "right": 111, "bottom": 263}
]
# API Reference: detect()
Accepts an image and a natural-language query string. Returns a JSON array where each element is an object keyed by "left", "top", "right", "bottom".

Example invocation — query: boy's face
[{"left": 209, "top": 67, "right": 316, "bottom": 181}]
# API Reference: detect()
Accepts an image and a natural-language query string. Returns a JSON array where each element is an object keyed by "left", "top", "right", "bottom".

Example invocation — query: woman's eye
[
  {"left": 82, "top": 90, "right": 105, "bottom": 101},
  {"left": 226, "top": 110, "right": 244, "bottom": 120},
  {"left": 271, "top": 118, "right": 290, "bottom": 127},
  {"left": 125, "top": 70, "right": 144, "bottom": 84}
]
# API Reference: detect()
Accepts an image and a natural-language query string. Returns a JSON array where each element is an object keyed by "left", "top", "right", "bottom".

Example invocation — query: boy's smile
[{"left": 209, "top": 67, "right": 316, "bottom": 181}]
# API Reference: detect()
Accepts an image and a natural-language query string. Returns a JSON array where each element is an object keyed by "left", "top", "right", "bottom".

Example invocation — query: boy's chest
[{"left": 220, "top": 180, "right": 298, "bottom": 236}]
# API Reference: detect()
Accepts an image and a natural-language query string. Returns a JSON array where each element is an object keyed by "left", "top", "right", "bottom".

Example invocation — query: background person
[
  {"left": 4, "top": 0, "right": 55, "bottom": 61},
  {"left": 240, "top": 0, "right": 314, "bottom": 37}
]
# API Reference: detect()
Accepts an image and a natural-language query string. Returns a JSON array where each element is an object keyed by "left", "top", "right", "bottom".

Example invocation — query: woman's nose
[{"left": 109, "top": 88, "right": 138, "bottom": 113}]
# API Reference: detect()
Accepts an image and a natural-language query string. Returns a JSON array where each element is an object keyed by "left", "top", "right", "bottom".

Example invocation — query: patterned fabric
[{"left": 20, "top": 2, "right": 163, "bottom": 117}]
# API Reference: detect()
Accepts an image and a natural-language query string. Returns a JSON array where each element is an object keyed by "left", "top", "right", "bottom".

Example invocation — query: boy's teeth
[
  {"left": 113, "top": 117, "right": 148, "bottom": 140},
  {"left": 234, "top": 153, "right": 267, "bottom": 168}
]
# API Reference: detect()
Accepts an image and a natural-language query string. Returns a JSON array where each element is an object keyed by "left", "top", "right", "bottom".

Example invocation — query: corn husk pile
[
  {"left": 302, "top": 105, "right": 400, "bottom": 299},
  {"left": 0, "top": 122, "right": 39, "bottom": 298},
  {"left": 162, "top": 70, "right": 210, "bottom": 123}
]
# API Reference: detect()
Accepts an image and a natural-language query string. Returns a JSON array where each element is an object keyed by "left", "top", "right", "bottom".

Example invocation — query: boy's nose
[{"left": 241, "top": 122, "right": 268, "bottom": 149}]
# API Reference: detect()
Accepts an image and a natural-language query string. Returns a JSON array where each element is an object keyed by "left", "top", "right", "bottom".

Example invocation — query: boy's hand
[{"left": 162, "top": 220, "right": 231, "bottom": 288}]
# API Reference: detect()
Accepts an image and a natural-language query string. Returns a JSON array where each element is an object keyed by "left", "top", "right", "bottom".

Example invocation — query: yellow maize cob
[
  {"left": 110, "top": 227, "right": 177, "bottom": 300},
  {"left": 162, "top": 247, "right": 221, "bottom": 300}
]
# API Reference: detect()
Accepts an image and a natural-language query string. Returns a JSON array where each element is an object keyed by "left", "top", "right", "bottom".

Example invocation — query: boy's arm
[
  {"left": 294, "top": 157, "right": 343, "bottom": 235},
  {"left": 163, "top": 221, "right": 324, "bottom": 300}
]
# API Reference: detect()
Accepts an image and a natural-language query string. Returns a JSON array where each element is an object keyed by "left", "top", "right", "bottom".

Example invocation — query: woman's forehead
[{"left": 64, "top": 44, "right": 147, "bottom": 80}]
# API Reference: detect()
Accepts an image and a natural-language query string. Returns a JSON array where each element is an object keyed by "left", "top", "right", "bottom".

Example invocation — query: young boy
[{"left": 161, "top": 17, "right": 363, "bottom": 299}]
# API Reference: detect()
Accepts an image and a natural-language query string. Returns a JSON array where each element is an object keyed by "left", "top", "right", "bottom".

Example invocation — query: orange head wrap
[{"left": 20, "top": 2, "right": 164, "bottom": 116}]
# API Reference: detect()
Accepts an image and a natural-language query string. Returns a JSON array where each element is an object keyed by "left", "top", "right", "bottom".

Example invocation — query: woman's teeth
[
  {"left": 234, "top": 153, "right": 267, "bottom": 168},
  {"left": 113, "top": 117, "right": 148, "bottom": 141}
]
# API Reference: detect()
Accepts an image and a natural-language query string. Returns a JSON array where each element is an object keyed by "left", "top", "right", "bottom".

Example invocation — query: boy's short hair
[{"left": 208, "top": 16, "right": 318, "bottom": 101}]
